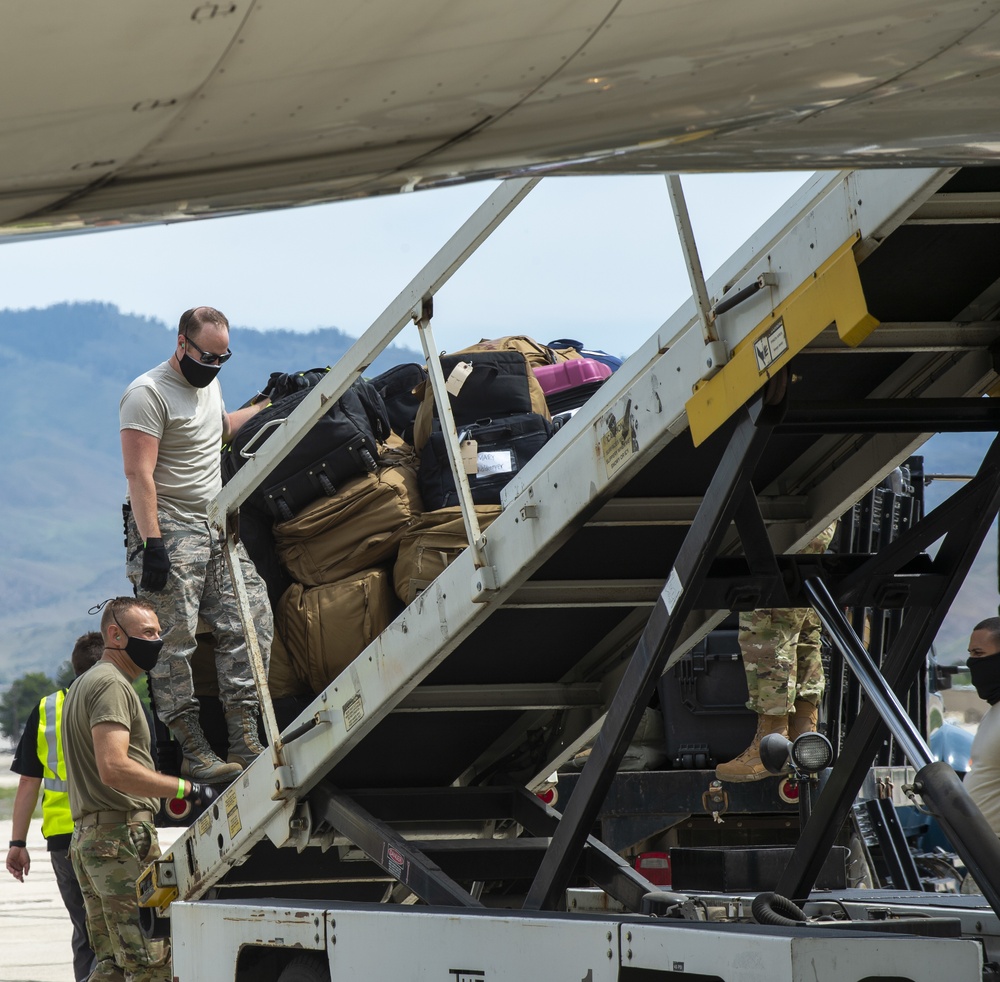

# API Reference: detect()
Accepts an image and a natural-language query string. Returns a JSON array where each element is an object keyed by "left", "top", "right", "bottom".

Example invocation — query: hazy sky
[{"left": 1, "top": 172, "right": 811, "bottom": 357}]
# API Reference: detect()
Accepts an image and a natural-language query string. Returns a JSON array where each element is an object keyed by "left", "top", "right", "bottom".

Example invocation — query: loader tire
[{"left": 277, "top": 953, "right": 328, "bottom": 982}]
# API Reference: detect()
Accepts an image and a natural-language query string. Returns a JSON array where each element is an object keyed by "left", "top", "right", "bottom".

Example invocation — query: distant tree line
[{"left": 1, "top": 666, "right": 150, "bottom": 743}]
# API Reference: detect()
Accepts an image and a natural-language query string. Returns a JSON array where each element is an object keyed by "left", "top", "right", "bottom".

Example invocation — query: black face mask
[
  {"left": 112, "top": 616, "right": 164, "bottom": 672},
  {"left": 968, "top": 651, "right": 1000, "bottom": 706},
  {"left": 179, "top": 352, "right": 221, "bottom": 389}
]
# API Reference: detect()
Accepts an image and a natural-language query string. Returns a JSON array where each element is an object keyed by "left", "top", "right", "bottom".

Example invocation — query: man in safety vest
[{"left": 6, "top": 632, "right": 103, "bottom": 982}]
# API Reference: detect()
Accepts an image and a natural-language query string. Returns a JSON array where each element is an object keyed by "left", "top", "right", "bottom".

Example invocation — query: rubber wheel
[
  {"left": 317, "top": 472, "right": 335, "bottom": 496},
  {"left": 277, "top": 953, "right": 328, "bottom": 982}
]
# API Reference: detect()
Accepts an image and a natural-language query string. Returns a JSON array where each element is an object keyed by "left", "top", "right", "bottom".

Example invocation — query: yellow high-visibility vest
[{"left": 37, "top": 690, "right": 73, "bottom": 838}]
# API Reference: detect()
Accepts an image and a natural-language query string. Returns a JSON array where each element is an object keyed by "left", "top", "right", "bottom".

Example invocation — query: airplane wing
[{"left": 5, "top": 0, "right": 1000, "bottom": 237}]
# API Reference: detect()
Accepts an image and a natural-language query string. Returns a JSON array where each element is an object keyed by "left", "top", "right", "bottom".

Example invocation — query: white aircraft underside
[{"left": 6, "top": 0, "right": 1000, "bottom": 236}]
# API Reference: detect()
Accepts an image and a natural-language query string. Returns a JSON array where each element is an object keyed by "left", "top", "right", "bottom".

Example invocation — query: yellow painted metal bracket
[
  {"left": 686, "top": 232, "right": 878, "bottom": 446},
  {"left": 136, "top": 858, "right": 178, "bottom": 909}
]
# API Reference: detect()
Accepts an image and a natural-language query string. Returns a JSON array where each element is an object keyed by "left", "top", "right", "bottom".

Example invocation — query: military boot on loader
[
  {"left": 789, "top": 698, "right": 820, "bottom": 740},
  {"left": 170, "top": 711, "right": 243, "bottom": 783},
  {"left": 715, "top": 713, "right": 789, "bottom": 782},
  {"left": 226, "top": 704, "right": 266, "bottom": 769}
]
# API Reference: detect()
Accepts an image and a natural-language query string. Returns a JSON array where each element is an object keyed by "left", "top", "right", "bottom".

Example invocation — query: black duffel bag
[
  {"left": 419, "top": 412, "right": 553, "bottom": 511},
  {"left": 434, "top": 351, "right": 535, "bottom": 424},
  {"left": 223, "top": 377, "right": 390, "bottom": 522}
]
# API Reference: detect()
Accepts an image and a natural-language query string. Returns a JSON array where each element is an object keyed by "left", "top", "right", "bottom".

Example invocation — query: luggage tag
[
  {"left": 445, "top": 360, "right": 474, "bottom": 397},
  {"left": 460, "top": 437, "right": 479, "bottom": 474}
]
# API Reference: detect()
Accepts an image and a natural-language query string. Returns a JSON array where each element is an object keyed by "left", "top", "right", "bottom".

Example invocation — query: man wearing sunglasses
[{"left": 119, "top": 306, "right": 273, "bottom": 785}]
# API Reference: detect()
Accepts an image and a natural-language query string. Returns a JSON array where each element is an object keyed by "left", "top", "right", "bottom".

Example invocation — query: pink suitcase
[
  {"left": 533, "top": 358, "right": 612, "bottom": 395},
  {"left": 534, "top": 358, "right": 613, "bottom": 414}
]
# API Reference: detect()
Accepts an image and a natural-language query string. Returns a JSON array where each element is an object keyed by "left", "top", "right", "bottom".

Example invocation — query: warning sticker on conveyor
[
  {"left": 344, "top": 693, "right": 364, "bottom": 730},
  {"left": 601, "top": 398, "right": 639, "bottom": 478},
  {"left": 385, "top": 845, "right": 406, "bottom": 880},
  {"left": 662, "top": 568, "right": 683, "bottom": 613},
  {"left": 224, "top": 787, "right": 241, "bottom": 838},
  {"left": 753, "top": 318, "right": 788, "bottom": 374}
]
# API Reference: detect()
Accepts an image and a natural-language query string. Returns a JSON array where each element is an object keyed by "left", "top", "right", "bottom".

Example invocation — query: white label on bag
[
  {"left": 477, "top": 450, "right": 514, "bottom": 477},
  {"left": 445, "top": 360, "right": 473, "bottom": 396}
]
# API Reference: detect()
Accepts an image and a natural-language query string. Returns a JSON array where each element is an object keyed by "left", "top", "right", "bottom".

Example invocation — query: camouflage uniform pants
[
  {"left": 71, "top": 821, "right": 170, "bottom": 982},
  {"left": 127, "top": 513, "right": 273, "bottom": 723},
  {"left": 739, "top": 521, "right": 837, "bottom": 716},
  {"left": 739, "top": 607, "right": 825, "bottom": 715}
]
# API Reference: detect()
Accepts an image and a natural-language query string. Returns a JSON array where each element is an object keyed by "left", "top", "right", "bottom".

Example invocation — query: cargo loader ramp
[{"left": 140, "top": 168, "right": 1000, "bottom": 940}]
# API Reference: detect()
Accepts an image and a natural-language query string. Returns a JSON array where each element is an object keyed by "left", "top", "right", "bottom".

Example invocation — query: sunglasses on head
[{"left": 183, "top": 334, "right": 232, "bottom": 365}]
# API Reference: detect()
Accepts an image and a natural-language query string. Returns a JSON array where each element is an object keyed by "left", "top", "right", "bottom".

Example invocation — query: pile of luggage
[{"left": 223, "top": 336, "right": 622, "bottom": 701}]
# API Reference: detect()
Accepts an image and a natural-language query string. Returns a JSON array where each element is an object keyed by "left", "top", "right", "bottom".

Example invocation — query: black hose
[
  {"left": 751, "top": 892, "right": 807, "bottom": 926},
  {"left": 751, "top": 893, "right": 962, "bottom": 937}
]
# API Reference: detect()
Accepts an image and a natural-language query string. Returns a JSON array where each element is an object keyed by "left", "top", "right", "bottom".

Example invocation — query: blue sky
[{"left": 1, "top": 172, "right": 811, "bottom": 357}]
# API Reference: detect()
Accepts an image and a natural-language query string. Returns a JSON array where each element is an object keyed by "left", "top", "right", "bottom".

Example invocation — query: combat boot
[
  {"left": 715, "top": 713, "right": 788, "bottom": 782},
  {"left": 170, "top": 712, "right": 243, "bottom": 783},
  {"left": 789, "top": 698, "right": 820, "bottom": 740},
  {"left": 225, "top": 704, "right": 266, "bottom": 769}
]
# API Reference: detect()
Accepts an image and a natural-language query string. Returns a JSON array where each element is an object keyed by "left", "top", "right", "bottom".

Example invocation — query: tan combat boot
[
  {"left": 789, "top": 699, "right": 820, "bottom": 740},
  {"left": 170, "top": 712, "right": 243, "bottom": 783},
  {"left": 225, "top": 705, "right": 266, "bottom": 769},
  {"left": 715, "top": 713, "right": 788, "bottom": 782}
]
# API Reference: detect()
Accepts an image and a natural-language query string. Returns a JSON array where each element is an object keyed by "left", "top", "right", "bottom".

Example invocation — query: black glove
[
  {"left": 185, "top": 782, "right": 220, "bottom": 807},
  {"left": 264, "top": 367, "right": 329, "bottom": 403},
  {"left": 140, "top": 538, "right": 171, "bottom": 592}
]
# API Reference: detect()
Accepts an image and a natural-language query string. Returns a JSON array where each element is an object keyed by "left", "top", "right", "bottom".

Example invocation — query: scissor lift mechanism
[{"left": 139, "top": 167, "right": 1000, "bottom": 978}]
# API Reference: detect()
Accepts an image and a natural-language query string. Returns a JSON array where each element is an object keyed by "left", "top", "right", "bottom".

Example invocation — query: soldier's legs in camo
[
  {"left": 128, "top": 514, "right": 243, "bottom": 781},
  {"left": 200, "top": 527, "right": 273, "bottom": 765},
  {"left": 789, "top": 607, "right": 825, "bottom": 739},
  {"left": 72, "top": 829, "right": 123, "bottom": 982},
  {"left": 200, "top": 528, "right": 273, "bottom": 713},
  {"left": 739, "top": 608, "right": 808, "bottom": 717},
  {"left": 126, "top": 514, "right": 208, "bottom": 723},
  {"left": 793, "top": 607, "right": 825, "bottom": 706},
  {"left": 72, "top": 824, "right": 171, "bottom": 982}
]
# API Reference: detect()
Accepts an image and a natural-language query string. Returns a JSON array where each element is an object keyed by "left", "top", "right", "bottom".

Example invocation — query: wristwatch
[{"left": 9, "top": 840, "right": 26, "bottom": 848}]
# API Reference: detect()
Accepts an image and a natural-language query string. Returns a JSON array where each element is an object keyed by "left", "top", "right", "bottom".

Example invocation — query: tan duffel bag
[
  {"left": 274, "top": 451, "right": 422, "bottom": 586},
  {"left": 393, "top": 505, "right": 502, "bottom": 604},
  {"left": 267, "top": 629, "right": 312, "bottom": 700},
  {"left": 456, "top": 336, "right": 582, "bottom": 369},
  {"left": 276, "top": 568, "right": 398, "bottom": 694}
]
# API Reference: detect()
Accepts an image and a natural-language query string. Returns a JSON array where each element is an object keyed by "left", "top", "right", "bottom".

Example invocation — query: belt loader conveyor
[{"left": 142, "top": 166, "right": 1000, "bottom": 980}]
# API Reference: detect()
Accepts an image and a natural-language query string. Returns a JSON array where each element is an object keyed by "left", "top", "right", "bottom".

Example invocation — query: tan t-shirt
[
  {"left": 120, "top": 360, "right": 226, "bottom": 523},
  {"left": 62, "top": 661, "right": 158, "bottom": 821},
  {"left": 965, "top": 702, "right": 1000, "bottom": 837}
]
